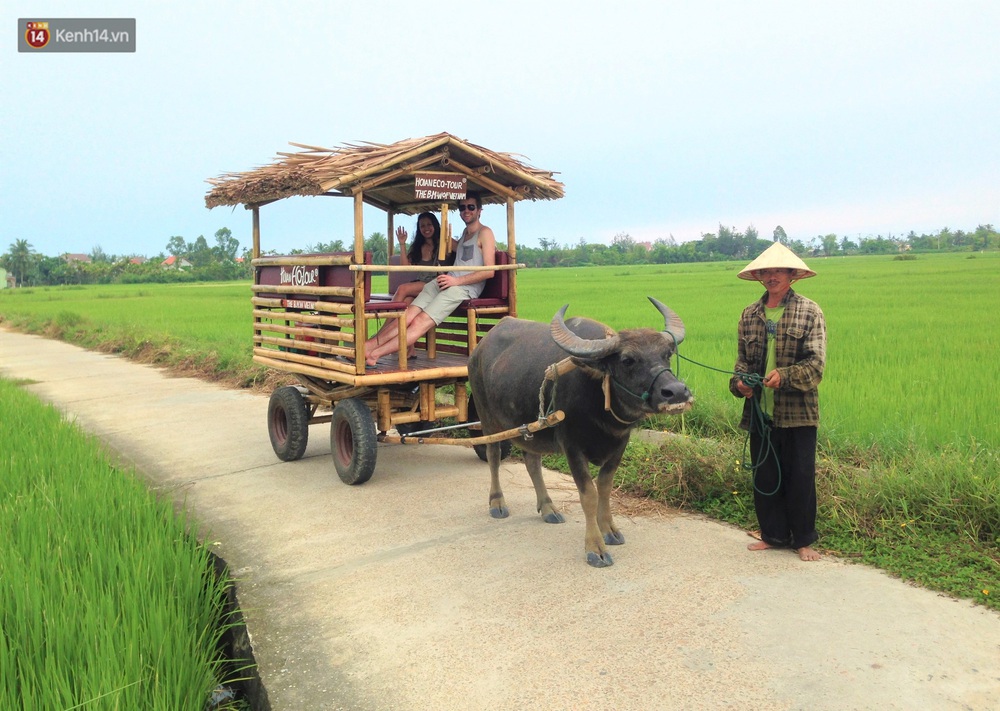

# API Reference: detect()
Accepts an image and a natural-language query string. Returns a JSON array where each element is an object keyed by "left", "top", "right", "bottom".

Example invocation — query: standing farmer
[{"left": 730, "top": 242, "right": 826, "bottom": 562}]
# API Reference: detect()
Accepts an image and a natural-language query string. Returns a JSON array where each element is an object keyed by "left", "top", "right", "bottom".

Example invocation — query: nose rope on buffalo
[
  {"left": 612, "top": 365, "right": 672, "bottom": 404},
  {"left": 672, "top": 351, "right": 782, "bottom": 497}
]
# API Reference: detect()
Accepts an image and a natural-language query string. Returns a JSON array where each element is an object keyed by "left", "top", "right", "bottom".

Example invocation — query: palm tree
[{"left": 4, "top": 239, "right": 35, "bottom": 287}]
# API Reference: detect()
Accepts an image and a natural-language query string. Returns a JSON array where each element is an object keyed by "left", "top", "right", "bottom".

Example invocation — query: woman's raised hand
[{"left": 395, "top": 226, "right": 408, "bottom": 244}]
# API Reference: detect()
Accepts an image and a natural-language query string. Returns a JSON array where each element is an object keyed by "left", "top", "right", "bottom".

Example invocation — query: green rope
[
  {"left": 611, "top": 365, "right": 671, "bottom": 404},
  {"left": 674, "top": 352, "right": 781, "bottom": 497}
]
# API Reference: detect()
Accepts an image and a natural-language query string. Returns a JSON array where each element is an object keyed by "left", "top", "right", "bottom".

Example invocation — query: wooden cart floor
[{"left": 365, "top": 348, "right": 470, "bottom": 377}]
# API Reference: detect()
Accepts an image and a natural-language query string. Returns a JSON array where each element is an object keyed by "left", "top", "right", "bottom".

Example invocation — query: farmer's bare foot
[
  {"left": 747, "top": 540, "right": 772, "bottom": 551},
  {"left": 797, "top": 546, "right": 820, "bottom": 561}
]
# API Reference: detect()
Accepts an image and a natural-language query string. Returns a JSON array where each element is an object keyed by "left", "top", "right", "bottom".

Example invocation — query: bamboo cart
[{"left": 205, "top": 133, "right": 565, "bottom": 484}]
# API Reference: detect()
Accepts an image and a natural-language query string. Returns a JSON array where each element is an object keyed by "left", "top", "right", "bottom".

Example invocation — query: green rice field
[{"left": 2, "top": 251, "right": 996, "bottom": 454}]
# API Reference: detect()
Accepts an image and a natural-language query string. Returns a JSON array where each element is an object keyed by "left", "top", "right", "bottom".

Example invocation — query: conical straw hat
[{"left": 738, "top": 241, "right": 816, "bottom": 281}]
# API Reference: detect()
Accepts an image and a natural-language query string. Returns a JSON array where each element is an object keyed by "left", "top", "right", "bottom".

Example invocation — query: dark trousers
[{"left": 750, "top": 425, "right": 818, "bottom": 549}]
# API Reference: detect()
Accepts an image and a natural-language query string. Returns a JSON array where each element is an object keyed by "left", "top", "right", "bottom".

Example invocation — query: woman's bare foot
[
  {"left": 747, "top": 540, "right": 773, "bottom": 551},
  {"left": 797, "top": 546, "right": 821, "bottom": 561}
]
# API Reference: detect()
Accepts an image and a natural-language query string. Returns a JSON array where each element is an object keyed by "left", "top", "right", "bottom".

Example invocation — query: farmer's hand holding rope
[{"left": 736, "top": 370, "right": 772, "bottom": 398}]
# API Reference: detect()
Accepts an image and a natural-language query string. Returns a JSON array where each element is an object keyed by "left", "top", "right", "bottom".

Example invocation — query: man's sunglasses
[{"left": 457, "top": 203, "right": 478, "bottom": 212}]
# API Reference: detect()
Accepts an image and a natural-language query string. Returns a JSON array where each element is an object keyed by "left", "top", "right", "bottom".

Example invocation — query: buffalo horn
[
  {"left": 648, "top": 297, "right": 685, "bottom": 346},
  {"left": 549, "top": 305, "right": 621, "bottom": 358}
]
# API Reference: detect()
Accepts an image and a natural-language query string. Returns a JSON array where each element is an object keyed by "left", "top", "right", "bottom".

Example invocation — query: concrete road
[{"left": 2, "top": 328, "right": 999, "bottom": 711}]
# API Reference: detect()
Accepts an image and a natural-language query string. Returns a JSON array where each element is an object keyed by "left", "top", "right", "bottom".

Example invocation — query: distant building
[
  {"left": 129, "top": 257, "right": 147, "bottom": 265},
  {"left": 0, "top": 266, "right": 10, "bottom": 289},
  {"left": 62, "top": 253, "right": 92, "bottom": 263},
  {"left": 161, "top": 255, "right": 192, "bottom": 270}
]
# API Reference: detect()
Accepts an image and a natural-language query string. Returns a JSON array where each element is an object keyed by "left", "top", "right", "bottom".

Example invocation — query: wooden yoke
[{"left": 544, "top": 357, "right": 578, "bottom": 381}]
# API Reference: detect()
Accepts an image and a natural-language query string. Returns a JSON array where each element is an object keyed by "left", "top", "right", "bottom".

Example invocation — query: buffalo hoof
[
  {"left": 586, "top": 551, "right": 614, "bottom": 568},
  {"left": 490, "top": 506, "right": 510, "bottom": 519},
  {"left": 543, "top": 511, "right": 565, "bottom": 524},
  {"left": 604, "top": 530, "right": 625, "bottom": 546}
]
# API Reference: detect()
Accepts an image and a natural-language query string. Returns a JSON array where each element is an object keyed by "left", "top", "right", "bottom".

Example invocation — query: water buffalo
[{"left": 468, "top": 297, "right": 693, "bottom": 567}]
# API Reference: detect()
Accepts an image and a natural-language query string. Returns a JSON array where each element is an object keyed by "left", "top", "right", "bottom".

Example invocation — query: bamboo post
[
  {"left": 455, "top": 381, "right": 468, "bottom": 422},
  {"left": 506, "top": 197, "right": 515, "bottom": 255},
  {"left": 387, "top": 211, "right": 395, "bottom": 258},
  {"left": 353, "top": 191, "right": 364, "bottom": 263},
  {"left": 467, "top": 310, "right": 478, "bottom": 354},
  {"left": 252, "top": 206, "right": 262, "bottom": 343},
  {"left": 440, "top": 203, "right": 450, "bottom": 262},
  {"left": 397, "top": 315, "right": 408, "bottom": 370},
  {"left": 377, "top": 389, "right": 392, "bottom": 433},
  {"left": 423, "top": 383, "right": 436, "bottom": 421},
  {"left": 252, "top": 207, "right": 261, "bottom": 260},
  {"left": 507, "top": 197, "right": 518, "bottom": 317},
  {"left": 354, "top": 191, "right": 366, "bottom": 372}
]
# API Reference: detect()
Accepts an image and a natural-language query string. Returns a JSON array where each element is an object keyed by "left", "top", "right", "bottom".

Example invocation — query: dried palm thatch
[{"left": 205, "top": 132, "right": 564, "bottom": 213}]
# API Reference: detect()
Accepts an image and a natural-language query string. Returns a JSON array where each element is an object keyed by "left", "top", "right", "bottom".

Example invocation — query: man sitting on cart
[{"left": 364, "top": 192, "right": 496, "bottom": 367}]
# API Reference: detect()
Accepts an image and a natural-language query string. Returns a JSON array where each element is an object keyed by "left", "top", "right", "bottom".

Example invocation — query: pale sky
[{"left": 3, "top": 1, "right": 998, "bottom": 258}]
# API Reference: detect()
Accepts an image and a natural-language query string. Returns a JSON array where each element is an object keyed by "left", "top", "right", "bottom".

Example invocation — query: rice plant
[{"left": 0, "top": 378, "right": 243, "bottom": 710}]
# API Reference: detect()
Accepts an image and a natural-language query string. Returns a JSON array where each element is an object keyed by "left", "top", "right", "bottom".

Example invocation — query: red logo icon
[{"left": 25, "top": 21, "right": 50, "bottom": 49}]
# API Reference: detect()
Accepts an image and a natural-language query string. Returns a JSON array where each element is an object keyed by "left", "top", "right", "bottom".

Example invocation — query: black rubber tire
[
  {"left": 267, "top": 386, "right": 310, "bottom": 461},
  {"left": 331, "top": 398, "right": 377, "bottom": 485},
  {"left": 468, "top": 396, "right": 513, "bottom": 462}
]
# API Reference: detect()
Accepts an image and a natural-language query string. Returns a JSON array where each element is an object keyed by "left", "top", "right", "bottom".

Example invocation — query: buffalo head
[{"left": 549, "top": 297, "right": 693, "bottom": 419}]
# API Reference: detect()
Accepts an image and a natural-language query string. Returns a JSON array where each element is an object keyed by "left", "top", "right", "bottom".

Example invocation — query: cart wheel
[
  {"left": 468, "top": 396, "right": 513, "bottom": 462},
  {"left": 331, "top": 398, "right": 377, "bottom": 485},
  {"left": 267, "top": 386, "right": 309, "bottom": 461}
]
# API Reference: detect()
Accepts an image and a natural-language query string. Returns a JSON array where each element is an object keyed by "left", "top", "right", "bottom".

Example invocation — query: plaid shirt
[{"left": 729, "top": 288, "right": 826, "bottom": 429}]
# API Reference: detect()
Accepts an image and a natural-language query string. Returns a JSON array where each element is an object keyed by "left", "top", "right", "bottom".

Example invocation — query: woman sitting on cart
[
  {"left": 365, "top": 192, "right": 495, "bottom": 366},
  {"left": 392, "top": 212, "right": 442, "bottom": 305}
]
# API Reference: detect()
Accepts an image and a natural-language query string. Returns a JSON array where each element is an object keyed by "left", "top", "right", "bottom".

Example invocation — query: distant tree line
[
  {"left": 514, "top": 223, "right": 1000, "bottom": 268},
  {"left": 2, "top": 223, "right": 996, "bottom": 288},
  {"left": 0, "top": 228, "right": 252, "bottom": 287}
]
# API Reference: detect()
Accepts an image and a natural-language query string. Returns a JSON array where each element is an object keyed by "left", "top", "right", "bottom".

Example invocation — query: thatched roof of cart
[{"left": 205, "top": 132, "right": 564, "bottom": 214}]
